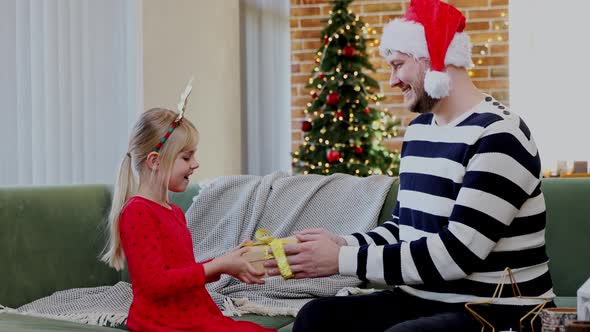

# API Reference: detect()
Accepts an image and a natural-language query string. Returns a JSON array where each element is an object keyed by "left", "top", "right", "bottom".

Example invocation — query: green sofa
[{"left": 1, "top": 178, "right": 589, "bottom": 331}]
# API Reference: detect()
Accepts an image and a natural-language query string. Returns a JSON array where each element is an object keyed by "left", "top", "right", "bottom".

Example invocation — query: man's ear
[
  {"left": 418, "top": 57, "right": 431, "bottom": 68},
  {"left": 145, "top": 152, "right": 160, "bottom": 171}
]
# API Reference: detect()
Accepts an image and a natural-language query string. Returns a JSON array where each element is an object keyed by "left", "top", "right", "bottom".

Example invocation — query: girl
[{"left": 101, "top": 108, "right": 274, "bottom": 332}]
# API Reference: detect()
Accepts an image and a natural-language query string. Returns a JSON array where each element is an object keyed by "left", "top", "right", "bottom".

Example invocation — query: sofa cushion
[
  {"left": 377, "top": 177, "right": 399, "bottom": 226},
  {"left": 0, "top": 313, "right": 123, "bottom": 331},
  {"left": 0, "top": 185, "right": 121, "bottom": 308},
  {"left": 233, "top": 314, "right": 294, "bottom": 329},
  {"left": 543, "top": 178, "right": 590, "bottom": 297},
  {"left": 0, "top": 312, "right": 294, "bottom": 331}
]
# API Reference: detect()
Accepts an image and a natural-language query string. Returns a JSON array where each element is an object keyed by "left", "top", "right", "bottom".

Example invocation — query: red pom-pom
[
  {"left": 326, "top": 149, "right": 341, "bottom": 163},
  {"left": 363, "top": 108, "right": 371, "bottom": 114},
  {"left": 324, "top": 37, "right": 329, "bottom": 45},
  {"left": 343, "top": 45, "right": 355, "bottom": 58},
  {"left": 326, "top": 92, "right": 340, "bottom": 105},
  {"left": 302, "top": 121, "right": 312, "bottom": 132},
  {"left": 354, "top": 147, "right": 363, "bottom": 155},
  {"left": 318, "top": 73, "right": 324, "bottom": 79},
  {"left": 336, "top": 111, "right": 344, "bottom": 118},
  {"left": 312, "top": 92, "right": 318, "bottom": 99}
]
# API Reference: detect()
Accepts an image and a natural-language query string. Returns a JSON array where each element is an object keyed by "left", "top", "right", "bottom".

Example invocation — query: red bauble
[
  {"left": 354, "top": 147, "right": 363, "bottom": 155},
  {"left": 318, "top": 73, "right": 324, "bottom": 79},
  {"left": 312, "top": 92, "right": 318, "bottom": 99},
  {"left": 326, "top": 92, "right": 340, "bottom": 105},
  {"left": 343, "top": 45, "right": 355, "bottom": 58},
  {"left": 301, "top": 121, "right": 312, "bottom": 132},
  {"left": 336, "top": 111, "right": 344, "bottom": 118},
  {"left": 324, "top": 37, "right": 329, "bottom": 45},
  {"left": 326, "top": 149, "right": 341, "bottom": 163},
  {"left": 363, "top": 108, "right": 371, "bottom": 114}
]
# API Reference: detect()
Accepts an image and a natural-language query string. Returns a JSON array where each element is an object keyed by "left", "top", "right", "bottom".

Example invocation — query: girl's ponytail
[{"left": 100, "top": 152, "right": 135, "bottom": 271}]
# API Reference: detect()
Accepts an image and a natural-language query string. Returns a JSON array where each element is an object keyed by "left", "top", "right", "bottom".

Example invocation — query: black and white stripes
[{"left": 338, "top": 97, "right": 555, "bottom": 305}]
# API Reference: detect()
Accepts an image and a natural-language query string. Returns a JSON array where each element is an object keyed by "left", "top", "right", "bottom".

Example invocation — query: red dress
[{"left": 119, "top": 196, "right": 276, "bottom": 332}]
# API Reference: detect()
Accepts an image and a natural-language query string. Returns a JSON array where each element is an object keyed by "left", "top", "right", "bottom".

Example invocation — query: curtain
[
  {"left": 0, "top": 0, "right": 142, "bottom": 185},
  {"left": 240, "top": 0, "right": 291, "bottom": 175}
]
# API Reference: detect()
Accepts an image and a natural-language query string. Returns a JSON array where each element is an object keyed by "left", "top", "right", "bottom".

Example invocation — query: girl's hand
[{"left": 208, "top": 248, "right": 265, "bottom": 284}]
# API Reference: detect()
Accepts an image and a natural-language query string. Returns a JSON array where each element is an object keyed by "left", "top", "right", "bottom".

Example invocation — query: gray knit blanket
[
  {"left": 1, "top": 172, "right": 393, "bottom": 326},
  {"left": 187, "top": 171, "right": 393, "bottom": 317}
]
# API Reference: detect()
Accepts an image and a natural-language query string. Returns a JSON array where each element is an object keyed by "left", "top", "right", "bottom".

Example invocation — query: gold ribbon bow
[{"left": 242, "top": 229, "right": 294, "bottom": 280}]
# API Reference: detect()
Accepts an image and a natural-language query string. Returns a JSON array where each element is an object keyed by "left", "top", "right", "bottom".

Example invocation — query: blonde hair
[{"left": 100, "top": 108, "right": 199, "bottom": 271}]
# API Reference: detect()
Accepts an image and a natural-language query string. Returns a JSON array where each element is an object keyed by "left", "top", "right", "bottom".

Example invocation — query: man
[{"left": 264, "top": 0, "right": 555, "bottom": 331}]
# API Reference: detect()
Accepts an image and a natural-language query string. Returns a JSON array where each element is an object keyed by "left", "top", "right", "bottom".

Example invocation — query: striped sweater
[{"left": 338, "top": 96, "right": 555, "bottom": 305}]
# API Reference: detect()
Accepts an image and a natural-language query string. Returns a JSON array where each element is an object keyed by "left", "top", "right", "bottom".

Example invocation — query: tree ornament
[
  {"left": 326, "top": 92, "right": 340, "bottom": 105},
  {"left": 342, "top": 45, "right": 355, "bottom": 58},
  {"left": 326, "top": 149, "right": 341, "bottom": 163},
  {"left": 302, "top": 121, "right": 312, "bottom": 132}
]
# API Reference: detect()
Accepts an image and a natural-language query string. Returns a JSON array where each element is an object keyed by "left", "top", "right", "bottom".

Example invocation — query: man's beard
[{"left": 410, "top": 88, "right": 439, "bottom": 114}]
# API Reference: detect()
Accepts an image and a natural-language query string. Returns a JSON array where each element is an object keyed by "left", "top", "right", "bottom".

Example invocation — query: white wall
[
  {"left": 143, "top": 0, "right": 242, "bottom": 180},
  {"left": 510, "top": 0, "right": 590, "bottom": 173}
]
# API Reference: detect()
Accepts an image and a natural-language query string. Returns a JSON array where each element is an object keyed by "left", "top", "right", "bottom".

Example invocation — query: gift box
[{"left": 240, "top": 230, "right": 299, "bottom": 279}]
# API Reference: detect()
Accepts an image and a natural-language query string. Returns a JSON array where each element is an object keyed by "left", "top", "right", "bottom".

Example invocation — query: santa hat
[{"left": 379, "top": 0, "right": 472, "bottom": 98}]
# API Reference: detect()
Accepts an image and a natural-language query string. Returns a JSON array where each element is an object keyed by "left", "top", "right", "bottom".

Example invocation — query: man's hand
[
  {"left": 295, "top": 228, "right": 347, "bottom": 247},
  {"left": 263, "top": 230, "right": 341, "bottom": 278}
]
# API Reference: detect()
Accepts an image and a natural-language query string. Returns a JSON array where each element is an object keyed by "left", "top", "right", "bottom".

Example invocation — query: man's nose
[{"left": 389, "top": 72, "right": 401, "bottom": 88}]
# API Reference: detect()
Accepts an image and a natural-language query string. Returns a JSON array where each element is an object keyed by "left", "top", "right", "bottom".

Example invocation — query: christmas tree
[{"left": 292, "top": 0, "right": 400, "bottom": 177}]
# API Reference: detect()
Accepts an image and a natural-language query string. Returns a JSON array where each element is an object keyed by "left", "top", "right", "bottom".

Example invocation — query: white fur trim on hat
[
  {"left": 379, "top": 19, "right": 473, "bottom": 69},
  {"left": 424, "top": 70, "right": 451, "bottom": 98}
]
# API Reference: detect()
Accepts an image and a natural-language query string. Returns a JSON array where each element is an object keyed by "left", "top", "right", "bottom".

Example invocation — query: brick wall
[{"left": 290, "top": 0, "right": 509, "bottom": 153}]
